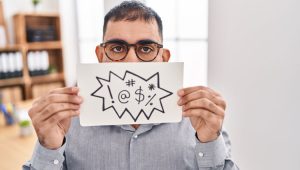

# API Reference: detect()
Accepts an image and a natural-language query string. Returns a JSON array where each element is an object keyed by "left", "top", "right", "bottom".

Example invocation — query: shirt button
[
  {"left": 133, "top": 135, "right": 138, "bottom": 139},
  {"left": 198, "top": 152, "right": 204, "bottom": 157},
  {"left": 53, "top": 159, "right": 59, "bottom": 165}
]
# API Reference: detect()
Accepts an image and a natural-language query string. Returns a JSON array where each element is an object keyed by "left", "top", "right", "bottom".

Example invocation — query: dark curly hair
[{"left": 103, "top": 1, "right": 163, "bottom": 40}]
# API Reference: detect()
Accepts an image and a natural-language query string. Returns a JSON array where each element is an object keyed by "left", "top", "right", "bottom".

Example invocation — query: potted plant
[
  {"left": 32, "top": 0, "right": 41, "bottom": 12},
  {"left": 19, "top": 120, "right": 33, "bottom": 136}
]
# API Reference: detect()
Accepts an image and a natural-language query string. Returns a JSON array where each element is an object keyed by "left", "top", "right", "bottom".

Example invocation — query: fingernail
[
  {"left": 76, "top": 96, "right": 83, "bottom": 102},
  {"left": 177, "top": 90, "right": 184, "bottom": 96},
  {"left": 72, "top": 87, "right": 79, "bottom": 92}
]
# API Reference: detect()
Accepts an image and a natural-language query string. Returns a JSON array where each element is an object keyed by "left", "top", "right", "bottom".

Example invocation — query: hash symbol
[
  {"left": 125, "top": 79, "right": 135, "bottom": 87},
  {"left": 148, "top": 83, "right": 156, "bottom": 91}
]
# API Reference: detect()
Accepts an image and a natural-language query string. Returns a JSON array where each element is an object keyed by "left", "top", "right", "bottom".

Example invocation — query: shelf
[
  {"left": 0, "top": 45, "right": 22, "bottom": 52},
  {"left": 0, "top": 41, "right": 62, "bottom": 52},
  {"left": 15, "top": 12, "right": 59, "bottom": 18},
  {"left": 1, "top": 13, "right": 65, "bottom": 100},
  {"left": 31, "top": 73, "right": 64, "bottom": 84},
  {"left": 0, "top": 77, "right": 24, "bottom": 87},
  {"left": 26, "top": 41, "right": 62, "bottom": 50}
]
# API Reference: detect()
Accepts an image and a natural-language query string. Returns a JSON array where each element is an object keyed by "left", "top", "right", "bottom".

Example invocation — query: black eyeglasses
[{"left": 100, "top": 39, "right": 163, "bottom": 62}]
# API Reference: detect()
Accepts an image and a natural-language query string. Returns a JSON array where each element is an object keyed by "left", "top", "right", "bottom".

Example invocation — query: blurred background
[{"left": 0, "top": 0, "right": 299, "bottom": 169}]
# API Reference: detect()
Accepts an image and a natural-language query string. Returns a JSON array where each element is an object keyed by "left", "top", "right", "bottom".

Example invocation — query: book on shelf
[
  {"left": 0, "top": 51, "right": 23, "bottom": 79},
  {"left": 27, "top": 50, "right": 50, "bottom": 76}
]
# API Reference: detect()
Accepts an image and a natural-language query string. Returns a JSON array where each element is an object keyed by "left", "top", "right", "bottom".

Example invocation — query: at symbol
[{"left": 118, "top": 90, "right": 130, "bottom": 104}]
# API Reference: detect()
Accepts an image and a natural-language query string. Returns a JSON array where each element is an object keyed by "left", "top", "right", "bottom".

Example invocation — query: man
[{"left": 23, "top": 1, "right": 239, "bottom": 170}]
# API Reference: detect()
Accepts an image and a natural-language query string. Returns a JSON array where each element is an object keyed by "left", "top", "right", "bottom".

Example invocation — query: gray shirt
[{"left": 23, "top": 117, "right": 239, "bottom": 170}]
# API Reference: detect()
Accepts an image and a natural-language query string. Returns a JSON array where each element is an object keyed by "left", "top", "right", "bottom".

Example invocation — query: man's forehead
[{"left": 104, "top": 20, "right": 162, "bottom": 43}]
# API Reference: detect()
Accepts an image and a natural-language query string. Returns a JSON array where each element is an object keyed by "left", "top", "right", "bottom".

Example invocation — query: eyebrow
[
  {"left": 105, "top": 38, "right": 159, "bottom": 44},
  {"left": 137, "top": 39, "right": 158, "bottom": 45},
  {"left": 105, "top": 39, "right": 127, "bottom": 44}
]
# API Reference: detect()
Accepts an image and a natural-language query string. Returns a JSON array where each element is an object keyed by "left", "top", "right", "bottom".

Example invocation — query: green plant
[
  {"left": 32, "top": 0, "right": 41, "bottom": 6},
  {"left": 48, "top": 65, "right": 58, "bottom": 73},
  {"left": 19, "top": 120, "right": 31, "bottom": 127}
]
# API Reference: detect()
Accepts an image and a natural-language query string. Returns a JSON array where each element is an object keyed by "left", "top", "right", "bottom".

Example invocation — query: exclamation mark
[{"left": 107, "top": 85, "right": 114, "bottom": 103}]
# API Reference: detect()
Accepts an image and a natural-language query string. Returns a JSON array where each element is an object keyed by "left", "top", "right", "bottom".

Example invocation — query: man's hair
[{"left": 103, "top": 1, "right": 163, "bottom": 40}]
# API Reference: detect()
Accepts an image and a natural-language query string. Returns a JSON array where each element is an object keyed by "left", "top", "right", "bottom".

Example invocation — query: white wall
[
  {"left": 59, "top": 0, "right": 79, "bottom": 86},
  {"left": 208, "top": 0, "right": 300, "bottom": 170}
]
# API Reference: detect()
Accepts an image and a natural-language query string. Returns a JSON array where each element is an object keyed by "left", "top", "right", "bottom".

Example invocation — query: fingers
[
  {"left": 32, "top": 87, "right": 79, "bottom": 107},
  {"left": 45, "top": 110, "right": 80, "bottom": 127},
  {"left": 182, "top": 98, "right": 224, "bottom": 118},
  {"left": 178, "top": 86, "right": 221, "bottom": 97},
  {"left": 29, "top": 87, "right": 83, "bottom": 115},
  {"left": 28, "top": 86, "right": 83, "bottom": 131},
  {"left": 178, "top": 89, "right": 226, "bottom": 110},
  {"left": 31, "top": 94, "right": 82, "bottom": 114},
  {"left": 183, "top": 109, "right": 223, "bottom": 129},
  {"left": 183, "top": 108, "right": 212, "bottom": 118},
  {"left": 49, "top": 87, "right": 79, "bottom": 95},
  {"left": 179, "top": 86, "right": 225, "bottom": 142},
  {"left": 31, "top": 87, "right": 80, "bottom": 109},
  {"left": 28, "top": 87, "right": 82, "bottom": 149},
  {"left": 32, "top": 103, "right": 80, "bottom": 123},
  {"left": 34, "top": 110, "right": 80, "bottom": 135}
]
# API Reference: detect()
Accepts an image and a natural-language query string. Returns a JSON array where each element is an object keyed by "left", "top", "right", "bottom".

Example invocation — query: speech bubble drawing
[
  {"left": 78, "top": 62, "right": 183, "bottom": 126},
  {"left": 91, "top": 71, "right": 173, "bottom": 122}
]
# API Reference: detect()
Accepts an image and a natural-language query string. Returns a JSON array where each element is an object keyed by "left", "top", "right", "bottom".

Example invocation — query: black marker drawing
[
  {"left": 118, "top": 90, "right": 130, "bottom": 104},
  {"left": 135, "top": 86, "right": 144, "bottom": 104},
  {"left": 148, "top": 84, "right": 156, "bottom": 91},
  {"left": 145, "top": 94, "right": 156, "bottom": 106},
  {"left": 91, "top": 71, "right": 173, "bottom": 122},
  {"left": 125, "top": 79, "right": 135, "bottom": 87},
  {"left": 107, "top": 85, "right": 114, "bottom": 103}
]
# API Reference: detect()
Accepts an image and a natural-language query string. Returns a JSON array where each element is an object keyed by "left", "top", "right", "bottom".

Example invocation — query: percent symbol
[{"left": 145, "top": 94, "right": 156, "bottom": 106}]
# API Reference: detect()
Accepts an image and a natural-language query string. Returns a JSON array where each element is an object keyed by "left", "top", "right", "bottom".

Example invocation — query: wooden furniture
[
  {"left": 0, "top": 13, "right": 65, "bottom": 101},
  {"left": 0, "top": 0, "right": 9, "bottom": 44}
]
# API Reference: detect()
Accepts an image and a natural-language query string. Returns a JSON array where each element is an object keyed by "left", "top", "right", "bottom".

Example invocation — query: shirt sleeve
[
  {"left": 22, "top": 139, "right": 67, "bottom": 170},
  {"left": 195, "top": 130, "right": 240, "bottom": 170}
]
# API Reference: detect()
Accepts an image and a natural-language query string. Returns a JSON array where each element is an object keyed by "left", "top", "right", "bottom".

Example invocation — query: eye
[
  {"left": 110, "top": 45, "right": 124, "bottom": 53},
  {"left": 139, "top": 46, "right": 153, "bottom": 53}
]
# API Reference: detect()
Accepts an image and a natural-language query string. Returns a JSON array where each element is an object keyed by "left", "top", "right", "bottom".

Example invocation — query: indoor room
[{"left": 0, "top": 0, "right": 299, "bottom": 170}]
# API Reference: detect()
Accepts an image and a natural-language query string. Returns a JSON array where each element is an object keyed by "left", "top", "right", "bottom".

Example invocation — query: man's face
[{"left": 96, "top": 19, "right": 170, "bottom": 62}]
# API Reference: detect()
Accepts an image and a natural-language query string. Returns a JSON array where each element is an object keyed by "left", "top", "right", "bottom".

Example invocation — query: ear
[
  {"left": 95, "top": 45, "right": 104, "bottom": 62},
  {"left": 162, "top": 48, "right": 171, "bottom": 62}
]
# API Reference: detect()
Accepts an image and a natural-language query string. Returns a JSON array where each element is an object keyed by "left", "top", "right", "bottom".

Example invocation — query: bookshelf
[{"left": 0, "top": 13, "right": 65, "bottom": 101}]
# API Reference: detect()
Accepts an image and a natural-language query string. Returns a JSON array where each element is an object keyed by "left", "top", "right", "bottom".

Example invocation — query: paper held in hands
[{"left": 77, "top": 62, "right": 183, "bottom": 126}]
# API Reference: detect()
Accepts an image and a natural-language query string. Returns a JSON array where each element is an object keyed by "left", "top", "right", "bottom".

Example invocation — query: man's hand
[
  {"left": 177, "top": 86, "right": 226, "bottom": 143},
  {"left": 28, "top": 87, "right": 83, "bottom": 149}
]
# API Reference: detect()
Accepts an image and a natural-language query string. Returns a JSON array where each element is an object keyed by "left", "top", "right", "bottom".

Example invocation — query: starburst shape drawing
[{"left": 91, "top": 71, "right": 173, "bottom": 122}]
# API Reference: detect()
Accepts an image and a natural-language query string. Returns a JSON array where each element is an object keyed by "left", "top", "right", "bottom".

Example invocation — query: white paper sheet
[{"left": 77, "top": 62, "right": 183, "bottom": 126}]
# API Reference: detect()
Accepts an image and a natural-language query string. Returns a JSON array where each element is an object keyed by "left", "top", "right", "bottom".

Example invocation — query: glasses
[{"left": 100, "top": 40, "right": 163, "bottom": 62}]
